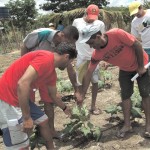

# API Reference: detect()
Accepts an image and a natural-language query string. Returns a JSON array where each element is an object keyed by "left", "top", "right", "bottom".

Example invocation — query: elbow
[{"left": 17, "top": 80, "right": 29, "bottom": 93}]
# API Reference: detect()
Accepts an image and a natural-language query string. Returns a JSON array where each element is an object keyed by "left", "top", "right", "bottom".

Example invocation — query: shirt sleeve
[
  {"left": 23, "top": 32, "right": 39, "bottom": 49},
  {"left": 90, "top": 50, "right": 101, "bottom": 69},
  {"left": 100, "top": 22, "right": 106, "bottom": 34},
  {"left": 117, "top": 29, "right": 136, "bottom": 46},
  {"left": 72, "top": 19, "right": 76, "bottom": 26}
]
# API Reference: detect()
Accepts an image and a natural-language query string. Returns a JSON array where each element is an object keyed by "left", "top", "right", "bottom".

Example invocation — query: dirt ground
[{"left": 0, "top": 51, "right": 150, "bottom": 150}]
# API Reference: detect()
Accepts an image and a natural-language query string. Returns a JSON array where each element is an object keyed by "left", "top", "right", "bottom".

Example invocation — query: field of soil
[{"left": 0, "top": 50, "right": 150, "bottom": 150}]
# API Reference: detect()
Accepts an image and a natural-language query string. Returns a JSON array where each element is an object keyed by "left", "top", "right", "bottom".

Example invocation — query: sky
[{"left": 0, "top": 0, "right": 148, "bottom": 14}]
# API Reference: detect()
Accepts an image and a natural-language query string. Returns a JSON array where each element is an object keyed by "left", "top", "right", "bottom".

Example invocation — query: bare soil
[{"left": 0, "top": 51, "right": 150, "bottom": 150}]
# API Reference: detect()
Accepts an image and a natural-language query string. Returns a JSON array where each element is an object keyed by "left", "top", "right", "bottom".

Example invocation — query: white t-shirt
[
  {"left": 131, "top": 9, "right": 150, "bottom": 48},
  {"left": 72, "top": 18, "right": 105, "bottom": 60}
]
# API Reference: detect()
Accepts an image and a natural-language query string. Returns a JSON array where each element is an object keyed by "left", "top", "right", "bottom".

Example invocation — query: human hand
[
  {"left": 76, "top": 93, "right": 84, "bottom": 107},
  {"left": 137, "top": 67, "right": 147, "bottom": 76},
  {"left": 23, "top": 117, "right": 33, "bottom": 135}
]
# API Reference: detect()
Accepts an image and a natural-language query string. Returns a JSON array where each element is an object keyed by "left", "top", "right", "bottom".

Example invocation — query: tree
[
  {"left": 40, "top": 0, "right": 110, "bottom": 13},
  {"left": 6, "top": 0, "right": 38, "bottom": 36}
]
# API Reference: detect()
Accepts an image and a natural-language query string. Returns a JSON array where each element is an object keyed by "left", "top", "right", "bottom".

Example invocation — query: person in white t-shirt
[
  {"left": 72, "top": 4, "right": 105, "bottom": 115},
  {"left": 129, "top": 1, "right": 150, "bottom": 60}
]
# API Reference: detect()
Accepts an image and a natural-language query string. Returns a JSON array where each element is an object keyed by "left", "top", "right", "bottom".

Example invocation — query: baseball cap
[
  {"left": 129, "top": 1, "right": 141, "bottom": 16},
  {"left": 86, "top": 4, "right": 99, "bottom": 20},
  {"left": 80, "top": 21, "right": 101, "bottom": 43}
]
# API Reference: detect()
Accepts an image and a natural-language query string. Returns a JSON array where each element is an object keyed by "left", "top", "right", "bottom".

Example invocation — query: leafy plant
[
  {"left": 98, "top": 69, "right": 112, "bottom": 89},
  {"left": 63, "top": 105, "right": 102, "bottom": 142},
  {"left": 131, "top": 86, "right": 142, "bottom": 118},
  {"left": 104, "top": 105, "right": 122, "bottom": 116},
  {"left": 57, "top": 79, "right": 73, "bottom": 93},
  {"left": 104, "top": 85, "right": 142, "bottom": 121},
  {"left": 30, "top": 126, "right": 46, "bottom": 150}
]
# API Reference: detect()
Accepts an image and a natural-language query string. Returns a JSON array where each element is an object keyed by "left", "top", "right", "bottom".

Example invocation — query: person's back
[
  {"left": 21, "top": 26, "right": 79, "bottom": 56},
  {"left": 22, "top": 28, "right": 57, "bottom": 53}
]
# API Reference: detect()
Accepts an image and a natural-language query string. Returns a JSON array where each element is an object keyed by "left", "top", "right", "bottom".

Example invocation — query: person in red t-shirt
[
  {"left": 0, "top": 42, "right": 77, "bottom": 150},
  {"left": 76, "top": 25, "right": 150, "bottom": 138}
]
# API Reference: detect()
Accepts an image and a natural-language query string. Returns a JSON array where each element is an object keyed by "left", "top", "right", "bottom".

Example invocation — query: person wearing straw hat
[
  {"left": 72, "top": 4, "right": 105, "bottom": 115},
  {"left": 75, "top": 24, "right": 150, "bottom": 138},
  {"left": 129, "top": 1, "right": 150, "bottom": 61}
]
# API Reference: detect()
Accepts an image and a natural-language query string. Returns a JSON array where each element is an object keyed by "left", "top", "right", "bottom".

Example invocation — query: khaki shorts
[{"left": 76, "top": 57, "right": 100, "bottom": 86}]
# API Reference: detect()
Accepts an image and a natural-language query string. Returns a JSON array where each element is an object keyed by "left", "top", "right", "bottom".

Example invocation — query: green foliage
[
  {"left": 104, "top": 86, "right": 142, "bottom": 119},
  {"left": 131, "top": 86, "right": 142, "bottom": 108},
  {"left": 131, "top": 106, "right": 142, "bottom": 118},
  {"left": 30, "top": 126, "right": 45, "bottom": 150},
  {"left": 40, "top": 0, "right": 110, "bottom": 13},
  {"left": 143, "top": 0, "right": 150, "bottom": 9},
  {"left": 6, "top": 0, "right": 38, "bottom": 36},
  {"left": 98, "top": 80, "right": 105, "bottom": 89},
  {"left": 63, "top": 105, "right": 102, "bottom": 141},
  {"left": 57, "top": 79, "right": 73, "bottom": 93},
  {"left": 99, "top": 69, "right": 112, "bottom": 82},
  {"left": 104, "top": 105, "right": 122, "bottom": 116},
  {"left": 131, "top": 86, "right": 142, "bottom": 118},
  {"left": 72, "top": 105, "right": 89, "bottom": 121},
  {"left": 98, "top": 69, "right": 112, "bottom": 89}
]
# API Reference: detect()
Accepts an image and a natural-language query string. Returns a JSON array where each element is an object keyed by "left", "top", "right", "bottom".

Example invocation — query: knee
[{"left": 39, "top": 119, "right": 49, "bottom": 128}]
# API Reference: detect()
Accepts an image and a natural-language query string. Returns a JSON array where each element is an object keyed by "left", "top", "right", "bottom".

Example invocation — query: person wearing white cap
[
  {"left": 76, "top": 25, "right": 150, "bottom": 138},
  {"left": 72, "top": 4, "right": 105, "bottom": 115},
  {"left": 49, "top": 22, "right": 55, "bottom": 29},
  {"left": 129, "top": 1, "right": 150, "bottom": 60}
]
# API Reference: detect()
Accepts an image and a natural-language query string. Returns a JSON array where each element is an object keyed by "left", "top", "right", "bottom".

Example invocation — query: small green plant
[
  {"left": 98, "top": 69, "right": 112, "bottom": 89},
  {"left": 104, "top": 105, "right": 122, "bottom": 116},
  {"left": 63, "top": 105, "right": 102, "bottom": 142},
  {"left": 57, "top": 79, "right": 73, "bottom": 93},
  {"left": 30, "top": 126, "right": 45, "bottom": 150},
  {"left": 104, "top": 85, "right": 142, "bottom": 121},
  {"left": 131, "top": 85, "right": 142, "bottom": 118}
]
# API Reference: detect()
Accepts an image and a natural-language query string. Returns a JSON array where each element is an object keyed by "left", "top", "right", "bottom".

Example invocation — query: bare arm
[
  {"left": 67, "top": 63, "right": 77, "bottom": 91},
  {"left": 17, "top": 65, "right": 38, "bottom": 131},
  {"left": 48, "top": 86, "right": 70, "bottom": 115},
  {"left": 76, "top": 64, "right": 97, "bottom": 105},
  {"left": 21, "top": 44, "right": 30, "bottom": 56},
  {"left": 132, "top": 40, "right": 146, "bottom": 75},
  {"left": 82, "top": 65, "right": 96, "bottom": 97}
]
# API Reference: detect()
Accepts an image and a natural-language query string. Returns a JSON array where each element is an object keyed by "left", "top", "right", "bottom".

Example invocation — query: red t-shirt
[
  {"left": 0, "top": 50, "right": 57, "bottom": 106},
  {"left": 90, "top": 28, "right": 148, "bottom": 71}
]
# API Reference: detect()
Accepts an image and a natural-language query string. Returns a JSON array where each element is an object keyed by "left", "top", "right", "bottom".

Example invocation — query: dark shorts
[{"left": 119, "top": 69, "right": 150, "bottom": 100}]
